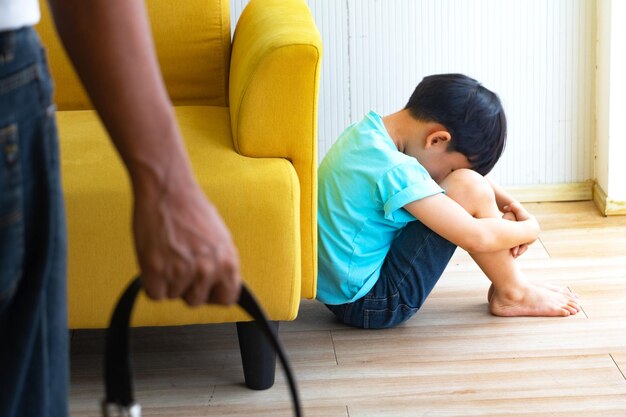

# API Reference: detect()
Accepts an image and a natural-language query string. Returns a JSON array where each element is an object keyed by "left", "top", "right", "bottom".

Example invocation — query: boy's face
[
  {"left": 419, "top": 149, "right": 472, "bottom": 184},
  {"left": 404, "top": 130, "right": 473, "bottom": 183}
]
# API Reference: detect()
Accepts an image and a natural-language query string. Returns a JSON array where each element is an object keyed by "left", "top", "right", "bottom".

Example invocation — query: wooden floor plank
[
  {"left": 527, "top": 201, "right": 626, "bottom": 231},
  {"left": 611, "top": 352, "right": 626, "bottom": 382},
  {"left": 540, "top": 227, "right": 626, "bottom": 258},
  {"left": 331, "top": 317, "right": 626, "bottom": 364},
  {"left": 348, "top": 395, "right": 626, "bottom": 417},
  {"left": 69, "top": 201, "right": 626, "bottom": 416},
  {"left": 70, "top": 328, "right": 339, "bottom": 416},
  {"left": 526, "top": 201, "right": 626, "bottom": 258},
  {"left": 563, "top": 277, "right": 626, "bottom": 318},
  {"left": 282, "top": 299, "right": 350, "bottom": 333},
  {"left": 209, "top": 355, "right": 626, "bottom": 411}
]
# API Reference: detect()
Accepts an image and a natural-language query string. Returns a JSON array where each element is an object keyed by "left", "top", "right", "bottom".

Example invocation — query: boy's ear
[{"left": 424, "top": 130, "right": 452, "bottom": 149}]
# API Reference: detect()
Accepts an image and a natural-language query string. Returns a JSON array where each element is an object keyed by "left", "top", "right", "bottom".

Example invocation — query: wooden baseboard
[
  {"left": 470, "top": 181, "right": 626, "bottom": 216},
  {"left": 505, "top": 181, "right": 593, "bottom": 203},
  {"left": 593, "top": 182, "right": 626, "bottom": 216},
  {"left": 593, "top": 182, "right": 608, "bottom": 216}
]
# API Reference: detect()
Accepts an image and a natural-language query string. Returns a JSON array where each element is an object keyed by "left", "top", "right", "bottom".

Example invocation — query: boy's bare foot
[
  {"left": 488, "top": 283, "right": 580, "bottom": 317},
  {"left": 487, "top": 281, "right": 578, "bottom": 302}
]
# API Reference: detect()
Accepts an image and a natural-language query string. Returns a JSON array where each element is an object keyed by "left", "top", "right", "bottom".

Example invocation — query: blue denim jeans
[
  {"left": 0, "top": 27, "right": 68, "bottom": 417},
  {"left": 326, "top": 220, "right": 456, "bottom": 329}
]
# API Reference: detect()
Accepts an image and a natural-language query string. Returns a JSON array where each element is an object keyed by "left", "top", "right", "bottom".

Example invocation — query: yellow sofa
[{"left": 36, "top": 0, "right": 321, "bottom": 389}]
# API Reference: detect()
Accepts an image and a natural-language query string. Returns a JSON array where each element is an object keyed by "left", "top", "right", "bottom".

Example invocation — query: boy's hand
[
  {"left": 502, "top": 201, "right": 539, "bottom": 258},
  {"left": 503, "top": 200, "right": 532, "bottom": 220},
  {"left": 502, "top": 211, "right": 527, "bottom": 258}
]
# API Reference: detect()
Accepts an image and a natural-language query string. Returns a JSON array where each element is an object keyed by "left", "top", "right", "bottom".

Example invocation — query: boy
[{"left": 318, "top": 74, "right": 580, "bottom": 329}]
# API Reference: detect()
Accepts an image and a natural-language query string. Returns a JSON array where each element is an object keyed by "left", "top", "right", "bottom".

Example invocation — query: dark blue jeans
[
  {"left": 326, "top": 220, "right": 456, "bottom": 329},
  {"left": 0, "top": 28, "right": 68, "bottom": 417}
]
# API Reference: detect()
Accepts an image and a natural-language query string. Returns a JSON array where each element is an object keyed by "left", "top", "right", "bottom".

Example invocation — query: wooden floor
[{"left": 70, "top": 201, "right": 626, "bottom": 416}]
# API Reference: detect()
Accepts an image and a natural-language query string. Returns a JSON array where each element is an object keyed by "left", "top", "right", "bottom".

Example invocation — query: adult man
[{"left": 0, "top": 1, "right": 241, "bottom": 415}]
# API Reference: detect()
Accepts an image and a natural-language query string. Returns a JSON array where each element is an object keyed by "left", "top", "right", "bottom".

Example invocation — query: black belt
[{"left": 101, "top": 277, "right": 302, "bottom": 417}]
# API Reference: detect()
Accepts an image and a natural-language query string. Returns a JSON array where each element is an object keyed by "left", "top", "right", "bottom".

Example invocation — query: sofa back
[{"left": 37, "top": 0, "right": 231, "bottom": 110}]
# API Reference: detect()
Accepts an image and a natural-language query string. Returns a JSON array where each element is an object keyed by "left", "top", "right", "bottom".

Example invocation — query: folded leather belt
[{"left": 101, "top": 277, "right": 302, "bottom": 417}]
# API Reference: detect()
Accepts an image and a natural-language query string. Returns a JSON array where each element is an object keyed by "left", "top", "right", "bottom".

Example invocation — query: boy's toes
[
  {"left": 568, "top": 300, "right": 581, "bottom": 312},
  {"left": 563, "top": 301, "right": 580, "bottom": 315}
]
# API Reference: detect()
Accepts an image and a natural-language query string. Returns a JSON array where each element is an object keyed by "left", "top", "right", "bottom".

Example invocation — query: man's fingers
[
  {"left": 180, "top": 244, "right": 241, "bottom": 307},
  {"left": 208, "top": 280, "right": 240, "bottom": 305},
  {"left": 207, "top": 246, "right": 241, "bottom": 306},
  {"left": 183, "top": 281, "right": 210, "bottom": 307},
  {"left": 141, "top": 272, "right": 167, "bottom": 300},
  {"left": 166, "top": 258, "right": 195, "bottom": 299},
  {"left": 134, "top": 189, "right": 242, "bottom": 308},
  {"left": 183, "top": 256, "right": 217, "bottom": 307}
]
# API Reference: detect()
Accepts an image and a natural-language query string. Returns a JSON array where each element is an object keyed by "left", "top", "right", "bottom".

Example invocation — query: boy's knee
[
  {"left": 441, "top": 169, "right": 495, "bottom": 208},
  {"left": 442, "top": 168, "right": 489, "bottom": 192}
]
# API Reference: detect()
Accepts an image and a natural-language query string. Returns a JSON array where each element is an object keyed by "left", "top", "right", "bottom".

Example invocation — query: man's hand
[
  {"left": 502, "top": 201, "right": 539, "bottom": 258},
  {"left": 133, "top": 180, "right": 241, "bottom": 306}
]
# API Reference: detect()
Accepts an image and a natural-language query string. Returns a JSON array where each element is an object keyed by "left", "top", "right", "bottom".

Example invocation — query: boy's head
[{"left": 405, "top": 73, "right": 507, "bottom": 176}]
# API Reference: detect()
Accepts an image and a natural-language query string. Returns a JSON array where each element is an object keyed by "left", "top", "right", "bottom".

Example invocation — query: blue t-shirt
[{"left": 317, "top": 111, "right": 443, "bottom": 305}]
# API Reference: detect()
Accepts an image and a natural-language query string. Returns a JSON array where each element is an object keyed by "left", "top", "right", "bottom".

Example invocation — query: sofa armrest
[
  {"left": 229, "top": 0, "right": 322, "bottom": 299},
  {"left": 230, "top": 0, "right": 321, "bottom": 158}
]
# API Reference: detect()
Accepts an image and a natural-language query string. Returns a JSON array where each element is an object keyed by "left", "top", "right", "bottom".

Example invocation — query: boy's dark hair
[{"left": 405, "top": 73, "right": 507, "bottom": 176}]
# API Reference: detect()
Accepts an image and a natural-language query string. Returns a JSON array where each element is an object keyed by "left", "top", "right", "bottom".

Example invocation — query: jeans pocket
[
  {"left": 0, "top": 123, "right": 24, "bottom": 312},
  {"left": 363, "top": 304, "right": 418, "bottom": 329},
  {"left": 41, "top": 104, "right": 59, "bottom": 167}
]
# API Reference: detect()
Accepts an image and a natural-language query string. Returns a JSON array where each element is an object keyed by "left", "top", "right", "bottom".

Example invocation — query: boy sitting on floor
[{"left": 317, "top": 73, "right": 580, "bottom": 329}]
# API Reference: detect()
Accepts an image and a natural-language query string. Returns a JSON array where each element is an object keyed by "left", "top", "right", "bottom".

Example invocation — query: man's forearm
[
  {"left": 47, "top": 0, "right": 242, "bottom": 305},
  {"left": 48, "top": 0, "right": 195, "bottom": 196}
]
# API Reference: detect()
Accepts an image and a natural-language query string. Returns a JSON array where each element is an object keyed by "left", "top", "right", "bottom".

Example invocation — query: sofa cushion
[
  {"left": 37, "top": 0, "right": 231, "bottom": 110},
  {"left": 59, "top": 106, "right": 300, "bottom": 328}
]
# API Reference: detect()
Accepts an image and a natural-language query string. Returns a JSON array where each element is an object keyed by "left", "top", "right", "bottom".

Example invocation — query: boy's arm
[
  {"left": 486, "top": 176, "right": 532, "bottom": 257},
  {"left": 404, "top": 193, "right": 539, "bottom": 253}
]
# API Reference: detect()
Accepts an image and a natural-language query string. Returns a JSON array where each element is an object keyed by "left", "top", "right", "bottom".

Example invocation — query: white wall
[
  {"left": 607, "top": 1, "right": 626, "bottom": 201},
  {"left": 231, "top": 0, "right": 597, "bottom": 188},
  {"left": 596, "top": 0, "right": 626, "bottom": 203},
  {"left": 596, "top": 0, "right": 610, "bottom": 195}
]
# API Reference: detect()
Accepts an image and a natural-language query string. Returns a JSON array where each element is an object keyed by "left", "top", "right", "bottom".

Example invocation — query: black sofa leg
[{"left": 236, "top": 320, "right": 279, "bottom": 390}]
